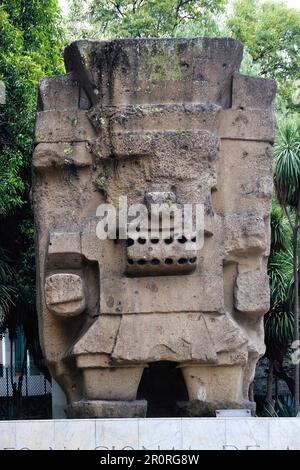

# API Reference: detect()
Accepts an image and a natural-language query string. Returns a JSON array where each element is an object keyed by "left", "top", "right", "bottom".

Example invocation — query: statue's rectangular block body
[{"left": 32, "top": 38, "right": 276, "bottom": 418}]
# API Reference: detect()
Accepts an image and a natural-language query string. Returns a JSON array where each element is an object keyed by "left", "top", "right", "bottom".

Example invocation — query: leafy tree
[
  {"left": 0, "top": 1, "right": 64, "bottom": 217},
  {"left": 0, "top": 248, "right": 16, "bottom": 327},
  {"left": 0, "top": 1, "right": 65, "bottom": 382},
  {"left": 273, "top": 117, "right": 300, "bottom": 412},
  {"left": 68, "top": 0, "right": 227, "bottom": 40},
  {"left": 227, "top": 0, "right": 300, "bottom": 110}
]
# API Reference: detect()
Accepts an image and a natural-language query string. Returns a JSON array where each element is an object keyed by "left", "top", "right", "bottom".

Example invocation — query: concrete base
[
  {"left": 0, "top": 418, "right": 300, "bottom": 450},
  {"left": 65, "top": 400, "right": 147, "bottom": 419}
]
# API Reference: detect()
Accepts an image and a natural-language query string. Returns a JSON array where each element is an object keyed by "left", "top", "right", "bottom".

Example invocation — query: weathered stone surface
[
  {"left": 144, "top": 191, "right": 176, "bottom": 208},
  {"left": 232, "top": 73, "right": 277, "bottom": 110},
  {"left": 66, "top": 400, "right": 147, "bottom": 419},
  {"left": 213, "top": 140, "right": 273, "bottom": 216},
  {"left": 48, "top": 231, "right": 81, "bottom": 257},
  {"left": 32, "top": 37, "right": 275, "bottom": 418},
  {"left": 177, "top": 399, "right": 256, "bottom": 417},
  {"left": 100, "top": 276, "right": 224, "bottom": 314},
  {"left": 91, "top": 129, "right": 219, "bottom": 162},
  {"left": 33, "top": 143, "right": 92, "bottom": 168},
  {"left": 45, "top": 273, "right": 86, "bottom": 317},
  {"left": 89, "top": 104, "right": 221, "bottom": 134},
  {"left": 38, "top": 73, "right": 79, "bottom": 111},
  {"left": 224, "top": 213, "right": 267, "bottom": 258},
  {"left": 111, "top": 314, "right": 247, "bottom": 364},
  {"left": 68, "top": 313, "right": 248, "bottom": 366},
  {"left": 35, "top": 110, "right": 96, "bottom": 143},
  {"left": 72, "top": 315, "right": 121, "bottom": 357},
  {"left": 234, "top": 265, "right": 270, "bottom": 316},
  {"left": 180, "top": 364, "right": 244, "bottom": 401},
  {"left": 81, "top": 365, "right": 145, "bottom": 400},
  {"left": 64, "top": 38, "right": 243, "bottom": 106},
  {"left": 218, "top": 108, "right": 276, "bottom": 143}
]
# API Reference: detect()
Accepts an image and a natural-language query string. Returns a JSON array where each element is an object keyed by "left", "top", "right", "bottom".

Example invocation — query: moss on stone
[
  {"left": 64, "top": 146, "right": 74, "bottom": 155},
  {"left": 96, "top": 165, "right": 110, "bottom": 195},
  {"left": 71, "top": 116, "right": 78, "bottom": 127},
  {"left": 147, "top": 50, "right": 182, "bottom": 82}
]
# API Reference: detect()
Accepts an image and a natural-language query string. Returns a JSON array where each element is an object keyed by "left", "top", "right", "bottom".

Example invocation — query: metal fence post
[
  {"left": 6, "top": 367, "right": 9, "bottom": 397},
  {"left": 0, "top": 366, "right": 52, "bottom": 420},
  {"left": 25, "top": 369, "right": 28, "bottom": 397}
]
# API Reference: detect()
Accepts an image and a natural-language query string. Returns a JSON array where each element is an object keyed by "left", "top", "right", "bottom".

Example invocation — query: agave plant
[
  {"left": 265, "top": 208, "right": 294, "bottom": 394},
  {"left": 274, "top": 118, "right": 300, "bottom": 209},
  {"left": 259, "top": 396, "right": 296, "bottom": 417},
  {"left": 270, "top": 201, "right": 290, "bottom": 252},
  {"left": 268, "top": 247, "right": 293, "bottom": 312}
]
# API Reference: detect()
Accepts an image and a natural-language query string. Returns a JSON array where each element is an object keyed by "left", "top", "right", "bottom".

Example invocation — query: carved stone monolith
[{"left": 32, "top": 38, "right": 276, "bottom": 418}]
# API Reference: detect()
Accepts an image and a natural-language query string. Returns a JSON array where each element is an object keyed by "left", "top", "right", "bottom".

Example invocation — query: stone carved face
[{"left": 32, "top": 38, "right": 276, "bottom": 417}]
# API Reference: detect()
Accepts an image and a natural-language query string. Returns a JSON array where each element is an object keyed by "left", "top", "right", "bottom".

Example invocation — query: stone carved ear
[
  {"left": 45, "top": 273, "right": 86, "bottom": 317},
  {"left": 234, "top": 266, "right": 270, "bottom": 317}
]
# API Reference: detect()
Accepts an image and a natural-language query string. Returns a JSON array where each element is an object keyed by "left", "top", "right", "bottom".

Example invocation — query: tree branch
[
  {"left": 172, "top": 0, "right": 194, "bottom": 32},
  {"left": 273, "top": 360, "right": 295, "bottom": 395},
  {"left": 283, "top": 206, "right": 294, "bottom": 230},
  {"left": 111, "top": 1, "right": 124, "bottom": 17}
]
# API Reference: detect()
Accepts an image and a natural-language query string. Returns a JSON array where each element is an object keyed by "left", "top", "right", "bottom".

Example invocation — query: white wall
[{"left": 0, "top": 417, "right": 300, "bottom": 450}]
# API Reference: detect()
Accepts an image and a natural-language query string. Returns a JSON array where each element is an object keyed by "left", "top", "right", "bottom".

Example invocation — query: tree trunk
[
  {"left": 15, "top": 342, "right": 27, "bottom": 418},
  {"left": 266, "top": 359, "right": 274, "bottom": 403},
  {"left": 293, "top": 225, "right": 299, "bottom": 413},
  {"left": 9, "top": 339, "right": 17, "bottom": 419},
  {"left": 273, "top": 360, "right": 294, "bottom": 395}
]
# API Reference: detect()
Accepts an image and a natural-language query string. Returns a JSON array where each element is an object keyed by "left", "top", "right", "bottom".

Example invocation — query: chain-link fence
[{"left": 0, "top": 365, "right": 52, "bottom": 420}]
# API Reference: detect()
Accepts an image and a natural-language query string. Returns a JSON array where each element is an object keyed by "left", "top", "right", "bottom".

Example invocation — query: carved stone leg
[
  {"left": 81, "top": 364, "right": 145, "bottom": 400},
  {"left": 178, "top": 363, "right": 255, "bottom": 417},
  {"left": 66, "top": 361, "right": 147, "bottom": 418}
]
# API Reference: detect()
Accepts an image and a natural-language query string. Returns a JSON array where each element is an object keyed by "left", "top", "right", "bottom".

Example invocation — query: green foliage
[
  {"left": 68, "top": 0, "right": 227, "bottom": 39},
  {"left": 227, "top": 0, "right": 300, "bottom": 110},
  {"left": 269, "top": 248, "right": 293, "bottom": 311},
  {"left": 0, "top": 150, "right": 25, "bottom": 215},
  {"left": 273, "top": 117, "right": 300, "bottom": 209},
  {"left": 0, "top": 1, "right": 64, "bottom": 216},
  {"left": 0, "top": 1, "right": 65, "bottom": 365},
  {"left": 270, "top": 200, "right": 290, "bottom": 252},
  {"left": 259, "top": 395, "right": 296, "bottom": 417},
  {"left": 266, "top": 228, "right": 294, "bottom": 361},
  {"left": 0, "top": 248, "right": 16, "bottom": 327},
  {"left": 267, "top": 116, "right": 300, "bottom": 400},
  {"left": 265, "top": 307, "right": 294, "bottom": 361},
  {"left": 1, "top": 0, "right": 65, "bottom": 75}
]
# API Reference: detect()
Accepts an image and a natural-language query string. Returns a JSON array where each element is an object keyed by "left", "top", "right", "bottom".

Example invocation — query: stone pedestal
[
  {"left": 66, "top": 400, "right": 147, "bottom": 419},
  {"left": 177, "top": 400, "right": 256, "bottom": 418}
]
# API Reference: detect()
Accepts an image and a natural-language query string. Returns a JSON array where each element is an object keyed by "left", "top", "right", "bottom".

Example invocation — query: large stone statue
[{"left": 32, "top": 38, "right": 276, "bottom": 418}]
